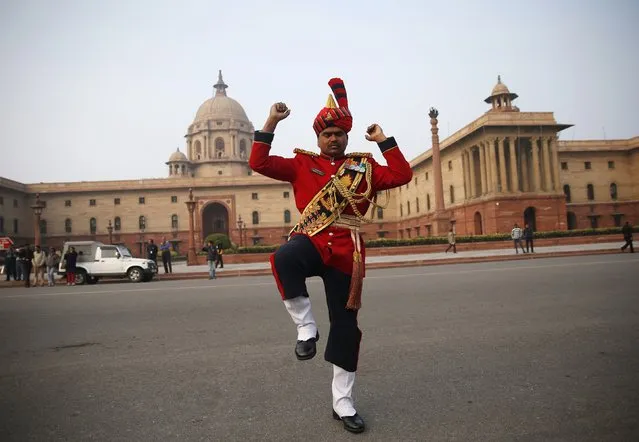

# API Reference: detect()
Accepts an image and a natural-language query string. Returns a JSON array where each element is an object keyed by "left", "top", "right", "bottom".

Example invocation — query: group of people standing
[
  {"left": 445, "top": 223, "right": 535, "bottom": 254},
  {"left": 3, "top": 244, "right": 78, "bottom": 287},
  {"left": 145, "top": 237, "right": 174, "bottom": 274}
]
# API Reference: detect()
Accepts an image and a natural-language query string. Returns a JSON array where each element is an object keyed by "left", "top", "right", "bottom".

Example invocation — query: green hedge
[{"left": 186, "top": 226, "right": 634, "bottom": 255}]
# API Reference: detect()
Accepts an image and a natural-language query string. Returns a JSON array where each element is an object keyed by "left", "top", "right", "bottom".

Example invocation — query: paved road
[{"left": 1, "top": 255, "right": 638, "bottom": 441}]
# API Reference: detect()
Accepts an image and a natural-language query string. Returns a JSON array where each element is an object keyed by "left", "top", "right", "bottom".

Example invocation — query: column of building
[
  {"left": 542, "top": 137, "right": 552, "bottom": 191},
  {"left": 550, "top": 136, "right": 561, "bottom": 191},
  {"left": 509, "top": 137, "right": 519, "bottom": 192},
  {"left": 521, "top": 146, "right": 529, "bottom": 192},
  {"left": 498, "top": 137, "right": 507, "bottom": 193},
  {"left": 488, "top": 138, "right": 498, "bottom": 194},
  {"left": 531, "top": 137, "right": 540, "bottom": 192},
  {"left": 480, "top": 143, "right": 488, "bottom": 195},
  {"left": 462, "top": 150, "right": 469, "bottom": 199},
  {"left": 468, "top": 147, "right": 476, "bottom": 198}
]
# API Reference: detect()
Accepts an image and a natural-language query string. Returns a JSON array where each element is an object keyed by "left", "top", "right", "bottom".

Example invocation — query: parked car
[{"left": 58, "top": 241, "right": 157, "bottom": 284}]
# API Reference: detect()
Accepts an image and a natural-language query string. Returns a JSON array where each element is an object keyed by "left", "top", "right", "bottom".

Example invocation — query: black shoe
[
  {"left": 295, "top": 331, "right": 319, "bottom": 361},
  {"left": 333, "top": 410, "right": 365, "bottom": 434}
]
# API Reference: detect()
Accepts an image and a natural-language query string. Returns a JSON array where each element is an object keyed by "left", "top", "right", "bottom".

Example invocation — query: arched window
[
  {"left": 450, "top": 185, "right": 455, "bottom": 203},
  {"left": 171, "top": 214, "right": 178, "bottom": 229},
  {"left": 427, "top": 194, "right": 431, "bottom": 211},
  {"left": 416, "top": 198, "right": 420, "bottom": 213},
  {"left": 90, "top": 217, "right": 97, "bottom": 234},
  {"left": 400, "top": 204, "right": 403, "bottom": 217},
  {"left": 40, "top": 219, "right": 47, "bottom": 234},
  {"left": 65, "top": 218, "right": 72, "bottom": 233},
  {"left": 407, "top": 201, "right": 411, "bottom": 215},
  {"left": 139, "top": 215, "right": 146, "bottom": 230},
  {"left": 252, "top": 211, "right": 259, "bottom": 225},
  {"left": 181, "top": 165, "right": 186, "bottom": 175},
  {"left": 0, "top": 216, "right": 4, "bottom": 233},
  {"left": 610, "top": 183, "right": 618, "bottom": 200},
  {"left": 586, "top": 184, "right": 595, "bottom": 201},
  {"left": 13, "top": 219, "right": 18, "bottom": 234},
  {"left": 239, "top": 139, "right": 247, "bottom": 159},
  {"left": 284, "top": 210, "right": 291, "bottom": 224},
  {"left": 114, "top": 217, "right": 121, "bottom": 231},
  {"left": 563, "top": 184, "right": 571, "bottom": 202},
  {"left": 194, "top": 140, "right": 202, "bottom": 160},
  {"left": 377, "top": 207, "right": 384, "bottom": 220},
  {"left": 215, "top": 137, "right": 225, "bottom": 158}
]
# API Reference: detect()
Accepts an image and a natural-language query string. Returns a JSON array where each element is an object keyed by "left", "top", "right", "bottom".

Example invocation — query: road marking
[{"left": 1, "top": 256, "right": 636, "bottom": 300}]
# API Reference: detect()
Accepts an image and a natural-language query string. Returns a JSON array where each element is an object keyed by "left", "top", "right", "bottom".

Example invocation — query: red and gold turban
[{"left": 313, "top": 78, "right": 353, "bottom": 136}]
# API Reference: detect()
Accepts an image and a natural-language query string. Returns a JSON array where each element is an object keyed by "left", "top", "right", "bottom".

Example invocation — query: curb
[{"left": 0, "top": 248, "right": 624, "bottom": 288}]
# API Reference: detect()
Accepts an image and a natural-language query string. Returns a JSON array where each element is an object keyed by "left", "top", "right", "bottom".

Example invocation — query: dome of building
[
  {"left": 168, "top": 148, "right": 188, "bottom": 162},
  {"left": 491, "top": 77, "right": 511, "bottom": 96},
  {"left": 193, "top": 70, "right": 249, "bottom": 124}
]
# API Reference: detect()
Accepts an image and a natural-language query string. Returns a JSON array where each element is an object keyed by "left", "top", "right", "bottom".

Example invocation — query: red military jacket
[{"left": 249, "top": 131, "right": 413, "bottom": 275}]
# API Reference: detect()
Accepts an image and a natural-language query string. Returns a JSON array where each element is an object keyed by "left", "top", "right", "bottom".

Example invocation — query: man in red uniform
[{"left": 249, "top": 77, "right": 412, "bottom": 434}]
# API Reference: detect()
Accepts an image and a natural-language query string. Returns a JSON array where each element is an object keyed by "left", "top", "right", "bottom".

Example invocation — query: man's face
[{"left": 317, "top": 127, "right": 348, "bottom": 158}]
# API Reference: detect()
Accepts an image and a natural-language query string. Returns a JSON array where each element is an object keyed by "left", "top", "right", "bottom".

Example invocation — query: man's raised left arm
[{"left": 365, "top": 124, "right": 413, "bottom": 190}]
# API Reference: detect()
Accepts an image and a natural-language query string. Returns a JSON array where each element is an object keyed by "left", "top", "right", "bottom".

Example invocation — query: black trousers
[
  {"left": 272, "top": 235, "right": 361, "bottom": 372},
  {"left": 525, "top": 238, "right": 534, "bottom": 253},
  {"left": 162, "top": 251, "right": 172, "bottom": 273},
  {"left": 621, "top": 238, "right": 634, "bottom": 253},
  {"left": 215, "top": 255, "right": 224, "bottom": 268}
]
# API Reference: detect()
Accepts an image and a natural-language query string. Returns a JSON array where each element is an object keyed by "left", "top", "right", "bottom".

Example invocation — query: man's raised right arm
[{"left": 248, "top": 102, "right": 297, "bottom": 182}]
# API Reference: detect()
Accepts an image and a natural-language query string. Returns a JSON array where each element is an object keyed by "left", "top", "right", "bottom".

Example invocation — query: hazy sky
[{"left": 1, "top": 0, "right": 637, "bottom": 184}]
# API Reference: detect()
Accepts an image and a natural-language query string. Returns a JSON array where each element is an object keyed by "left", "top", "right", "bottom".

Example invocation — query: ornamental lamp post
[
  {"left": 237, "top": 215, "right": 245, "bottom": 248},
  {"left": 31, "top": 193, "right": 45, "bottom": 247},
  {"left": 185, "top": 188, "right": 198, "bottom": 265},
  {"left": 107, "top": 220, "right": 114, "bottom": 244}
]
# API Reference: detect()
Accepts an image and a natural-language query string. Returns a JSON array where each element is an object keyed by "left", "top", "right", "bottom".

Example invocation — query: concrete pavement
[{"left": 1, "top": 254, "right": 638, "bottom": 441}]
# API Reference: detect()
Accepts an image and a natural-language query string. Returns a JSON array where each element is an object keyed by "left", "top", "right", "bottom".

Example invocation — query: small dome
[
  {"left": 484, "top": 75, "right": 518, "bottom": 104},
  {"left": 168, "top": 148, "right": 188, "bottom": 162},
  {"left": 491, "top": 79, "right": 510, "bottom": 96}
]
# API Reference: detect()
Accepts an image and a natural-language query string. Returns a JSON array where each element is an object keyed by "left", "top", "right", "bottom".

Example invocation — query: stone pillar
[
  {"left": 468, "top": 148, "right": 476, "bottom": 198},
  {"left": 551, "top": 136, "right": 561, "bottom": 192},
  {"left": 462, "top": 150, "right": 469, "bottom": 199},
  {"left": 509, "top": 137, "right": 519, "bottom": 192},
  {"left": 185, "top": 188, "right": 197, "bottom": 265},
  {"left": 542, "top": 136, "right": 552, "bottom": 191},
  {"left": 480, "top": 143, "right": 488, "bottom": 195},
  {"left": 430, "top": 110, "right": 445, "bottom": 212},
  {"left": 488, "top": 138, "right": 498, "bottom": 194},
  {"left": 531, "top": 137, "right": 540, "bottom": 192},
  {"left": 498, "top": 137, "right": 507, "bottom": 193},
  {"left": 521, "top": 147, "right": 529, "bottom": 192}
]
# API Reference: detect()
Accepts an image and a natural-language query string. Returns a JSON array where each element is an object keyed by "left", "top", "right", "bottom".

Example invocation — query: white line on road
[{"left": 1, "top": 256, "right": 637, "bottom": 300}]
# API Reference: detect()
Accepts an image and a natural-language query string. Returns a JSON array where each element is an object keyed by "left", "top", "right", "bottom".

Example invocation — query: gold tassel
[
  {"left": 346, "top": 251, "right": 363, "bottom": 310},
  {"left": 346, "top": 229, "right": 363, "bottom": 311}
]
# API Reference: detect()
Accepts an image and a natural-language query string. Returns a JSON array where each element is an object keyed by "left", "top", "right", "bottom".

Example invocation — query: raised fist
[
  {"left": 365, "top": 124, "right": 386, "bottom": 143},
  {"left": 269, "top": 102, "right": 291, "bottom": 122}
]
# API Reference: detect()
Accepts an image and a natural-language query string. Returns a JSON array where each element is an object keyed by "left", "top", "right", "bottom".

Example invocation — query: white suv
[{"left": 59, "top": 241, "right": 158, "bottom": 284}]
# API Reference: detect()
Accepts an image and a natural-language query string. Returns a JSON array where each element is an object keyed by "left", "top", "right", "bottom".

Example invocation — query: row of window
[
  {"left": 561, "top": 161, "right": 615, "bottom": 171},
  {"left": 252, "top": 192, "right": 290, "bottom": 200},
  {"left": 52, "top": 193, "right": 292, "bottom": 207},
  {"left": 399, "top": 172, "right": 431, "bottom": 192},
  {"left": 563, "top": 183, "right": 618, "bottom": 203},
  {"left": 0, "top": 197, "right": 20, "bottom": 208},
  {"left": 0, "top": 210, "right": 296, "bottom": 235},
  {"left": 399, "top": 186, "right": 458, "bottom": 217}
]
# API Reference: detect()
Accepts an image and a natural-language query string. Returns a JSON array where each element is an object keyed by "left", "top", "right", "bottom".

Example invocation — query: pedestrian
[
  {"left": 248, "top": 77, "right": 412, "bottom": 434},
  {"left": 160, "top": 237, "right": 173, "bottom": 273},
  {"left": 511, "top": 223, "right": 526, "bottom": 254},
  {"left": 63, "top": 246, "right": 78, "bottom": 286},
  {"left": 445, "top": 228, "right": 456, "bottom": 253},
  {"left": 203, "top": 240, "right": 218, "bottom": 279},
  {"left": 621, "top": 221, "right": 634, "bottom": 253},
  {"left": 32, "top": 245, "right": 46, "bottom": 287},
  {"left": 15, "top": 247, "right": 25, "bottom": 281},
  {"left": 215, "top": 243, "right": 224, "bottom": 269},
  {"left": 4, "top": 246, "right": 17, "bottom": 281},
  {"left": 46, "top": 247, "right": 61, "bottom": 286},
  {"left": 523, "top": 223, "right": 534, "bottom": 253},
  {"left": 22, "top": 244, "right": 34, "bottom": 287},
  {"left": 146, "top": 239, "right": 158, "bottom": 264}
]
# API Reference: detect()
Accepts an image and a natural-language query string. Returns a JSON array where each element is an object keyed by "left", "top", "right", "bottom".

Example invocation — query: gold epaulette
[
  {"left": 346, "top": 152, "right": 372, "bottom": 158},
  {"left": 293, "top": 148, "right": 319, "bottom": 157}
]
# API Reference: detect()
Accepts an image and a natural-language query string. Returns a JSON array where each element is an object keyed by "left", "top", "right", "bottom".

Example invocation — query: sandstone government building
[{"left": 1, "top": 72, "right": 637, "bottom": 255}]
